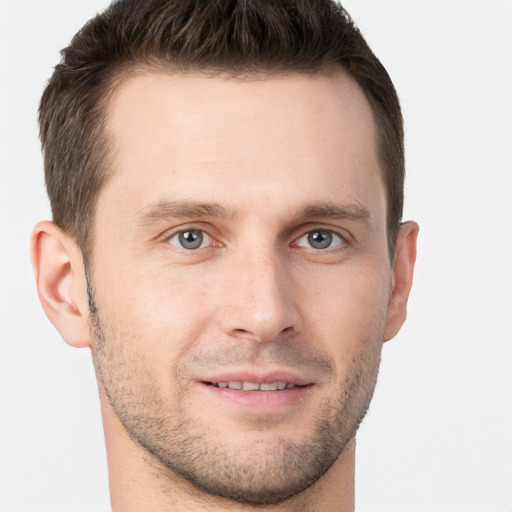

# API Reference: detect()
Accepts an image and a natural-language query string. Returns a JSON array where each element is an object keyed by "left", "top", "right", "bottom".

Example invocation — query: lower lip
[{"left": 200, "top": 383, "right": 313, "bottom": 412}]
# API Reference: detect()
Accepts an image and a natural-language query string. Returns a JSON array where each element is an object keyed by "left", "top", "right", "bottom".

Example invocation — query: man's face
[{"left": 88, "top": 70, "right": 393, "bottom": 505}]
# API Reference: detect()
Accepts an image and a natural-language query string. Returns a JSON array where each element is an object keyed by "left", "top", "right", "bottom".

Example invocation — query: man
[{"left": 31, "top": 0, "right": 418, "bottom": 510}]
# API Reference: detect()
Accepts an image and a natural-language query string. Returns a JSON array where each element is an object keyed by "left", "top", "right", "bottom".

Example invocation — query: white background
[{"left": 1, "top": 1, "right": 511, "bottom": 511}]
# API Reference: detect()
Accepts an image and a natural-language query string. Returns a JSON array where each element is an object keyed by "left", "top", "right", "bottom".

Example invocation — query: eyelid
[
  {"left": 291, "top": 225, "right": 351, "bottom": 247},
  {"left": 157, "top": 222, "right": 351, "bottom": 251},
  {"left": 160, "top": 223, "right": 222, "bottom": 249},
  {"left": 295, "top": 230, "right": 343, "bottom": 249},
  {"left": 167, "top": 229, "right": 212, "bottom": 250}
]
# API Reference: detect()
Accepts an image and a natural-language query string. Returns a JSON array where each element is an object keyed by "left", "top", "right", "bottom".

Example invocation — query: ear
[
  {"left": 384, "top": 221, "right": 419, "bottom": 342},
  {"left": 31, "top": 221, "right": 92, "bottom": 348}
]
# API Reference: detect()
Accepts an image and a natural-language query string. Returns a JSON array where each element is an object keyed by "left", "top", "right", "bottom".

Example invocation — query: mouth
[
  {"left": 205, "top": 381, "right": 305, "bottom": 391},
  {"left": 198, "top": 371, "right": 314, "bottom": 412}
]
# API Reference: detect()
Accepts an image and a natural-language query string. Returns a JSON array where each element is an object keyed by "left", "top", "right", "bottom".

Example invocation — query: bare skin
[{"left": 32, "top": 69, "right": 418, "bottom": 511}]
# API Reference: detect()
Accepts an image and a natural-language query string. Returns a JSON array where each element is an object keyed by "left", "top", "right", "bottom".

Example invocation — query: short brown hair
[{"left": 39, "top": 0, "right": 404, "bottom": 259}]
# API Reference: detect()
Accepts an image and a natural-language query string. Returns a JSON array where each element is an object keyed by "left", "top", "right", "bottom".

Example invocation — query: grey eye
[
  {"left": 297, "top": 230, "right": 343, "bottom": 250},
  {"left": 168, "top": 229, "right": 210, "bottom": 250}
]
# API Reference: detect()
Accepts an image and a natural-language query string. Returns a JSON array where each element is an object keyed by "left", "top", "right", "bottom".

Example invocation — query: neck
[{"left": 99, "top": 393, "right": 355, "bottom": 512}]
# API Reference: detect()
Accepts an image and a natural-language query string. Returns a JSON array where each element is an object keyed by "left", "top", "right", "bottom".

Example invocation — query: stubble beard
[{"left": 87, "top": 274, "right": 382, "bottom": 506}]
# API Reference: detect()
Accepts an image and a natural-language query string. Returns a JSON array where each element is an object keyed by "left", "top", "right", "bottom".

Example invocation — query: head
[{"left": 33, "top": 0, "right": 418, "bottom": 508}]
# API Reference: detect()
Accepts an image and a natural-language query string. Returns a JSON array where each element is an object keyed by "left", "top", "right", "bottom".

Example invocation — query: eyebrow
[
  {"left": 295, "top": 202, "right": 371, "bottom": 223},
  {"left": 134, "top": 199, "right": 371, "bottom": 227},
  {"left": 134, "top": 200, "right": 235, "bottom": 226}
]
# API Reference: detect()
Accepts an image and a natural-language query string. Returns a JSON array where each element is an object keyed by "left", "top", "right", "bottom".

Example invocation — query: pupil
[
  {"left": 179, "top": 230, "right": 203, "bottom": 249},
  {"left": 308, "top": 230, "right": 332, "bottom": 249}
]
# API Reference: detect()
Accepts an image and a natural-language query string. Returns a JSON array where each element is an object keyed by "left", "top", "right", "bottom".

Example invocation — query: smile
[
  {"left": 200, "top": 375, "right": 314, "bottom": 411},
  {"left": 208, "top": 381, "right": 299, "bottom": 391}
]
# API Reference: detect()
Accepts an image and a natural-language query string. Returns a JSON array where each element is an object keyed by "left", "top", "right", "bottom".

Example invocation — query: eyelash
[
  {"left": 164, "top": 226, "right": 349, "bottom": 253},
  {"left": 167, "top": 229, "right": 213, "bottom": 250},
  {"left": 293, "top": 229, "right": 345, "bottom": 251}
]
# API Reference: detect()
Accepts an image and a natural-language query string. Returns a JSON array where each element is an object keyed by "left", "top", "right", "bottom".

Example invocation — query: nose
[{"left": 219, "top": 248, "right": 302, "bottom": 343}]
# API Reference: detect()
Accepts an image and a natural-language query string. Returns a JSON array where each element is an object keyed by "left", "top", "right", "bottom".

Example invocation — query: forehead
[{"left": 100, "top": 69, "right": 384, "bottom": 226}]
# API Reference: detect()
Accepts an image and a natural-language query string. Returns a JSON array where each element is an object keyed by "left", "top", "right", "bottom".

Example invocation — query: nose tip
[
  {"left": 219, "top": 256, "right": 302, "bottom": 343},
  {"left": 229, "top": 310, "right": 297, "bottom": 343}
]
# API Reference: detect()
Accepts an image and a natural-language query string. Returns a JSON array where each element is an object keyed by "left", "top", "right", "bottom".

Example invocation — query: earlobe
[
  {"left": 383, "top": 221, "right": 419, "bottom": 342},
  {"left": 31, "top": 221, "right": 92, "bottom": 348}
]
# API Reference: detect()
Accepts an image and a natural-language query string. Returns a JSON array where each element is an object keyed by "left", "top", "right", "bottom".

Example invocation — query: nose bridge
[{"left": 219, "top": 242, "right": 300, "bottom": 342}]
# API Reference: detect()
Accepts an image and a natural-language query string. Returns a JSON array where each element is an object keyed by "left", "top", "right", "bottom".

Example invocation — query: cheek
[
  {"left": 93, "top": 261, "right": 215, "bottom": 366},
  {"left": 298, "top": 263, "right": 391, "bottom": 353}
]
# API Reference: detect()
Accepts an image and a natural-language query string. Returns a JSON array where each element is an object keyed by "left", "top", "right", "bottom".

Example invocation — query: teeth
[
  {"left": 214, "top": 381, "right": 296, "bottom": 391},
  {"left": 242, "top": 382, "right": 260, "bottom": 391},
  {"left": 259, "top": 382, "right": 278, "bottom": 391}
]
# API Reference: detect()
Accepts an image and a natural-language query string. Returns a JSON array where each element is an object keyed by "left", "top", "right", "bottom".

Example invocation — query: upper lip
[{"left": 200, "top": 369, "right": 312, "bottom": 387}]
